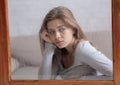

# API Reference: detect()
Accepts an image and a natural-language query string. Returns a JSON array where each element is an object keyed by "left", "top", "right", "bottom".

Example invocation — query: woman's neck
[{"left": 65, "top": 38, "right": 79, "bottom": 53}]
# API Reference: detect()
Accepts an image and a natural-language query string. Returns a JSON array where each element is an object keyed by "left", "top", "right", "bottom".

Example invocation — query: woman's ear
[
  {"left": 72, "top": 28, "right": 76, "bottom": 36},
  {"left": 73, "top": 28, "right": 78, "bottom": 39}
]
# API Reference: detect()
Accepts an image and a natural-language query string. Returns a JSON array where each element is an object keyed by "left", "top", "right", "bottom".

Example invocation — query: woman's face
[{"left": 47, "top": 19, "right": 75, "bottom": 48}]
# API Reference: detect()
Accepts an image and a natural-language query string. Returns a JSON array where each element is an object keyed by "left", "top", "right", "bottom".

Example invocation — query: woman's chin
[
  {"left": 56, "top": 44, "right": 66, "bottom": 48},
  {"left": 58, "top": 46, "right": 64, "bottom": 49}
]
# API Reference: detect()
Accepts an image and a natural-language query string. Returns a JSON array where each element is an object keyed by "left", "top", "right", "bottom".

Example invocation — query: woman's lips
[{"left": 56, "top": 41, "right": 64, "bottom": 45}]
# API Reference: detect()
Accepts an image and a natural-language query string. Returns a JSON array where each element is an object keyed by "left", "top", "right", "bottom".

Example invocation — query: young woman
[{"left": 39, "top": 6, "right": 113, "bottom": 80}]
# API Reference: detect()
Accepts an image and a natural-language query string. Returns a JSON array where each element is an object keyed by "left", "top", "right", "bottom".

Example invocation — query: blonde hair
[{"left": 39, "top": 6, "right": 87, "bottom": 55}]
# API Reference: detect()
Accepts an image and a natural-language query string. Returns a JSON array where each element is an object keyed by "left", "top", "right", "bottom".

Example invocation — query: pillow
[
  {"left": 10, "top": 35, "right": 43, "bottom": 66},
  {"left": 11, "top": 66, "right": 40, "bottom": 80}
]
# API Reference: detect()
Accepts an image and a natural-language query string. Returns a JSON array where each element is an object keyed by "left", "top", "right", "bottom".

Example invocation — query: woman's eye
[
  {"left": 48, "top": 31, "right": 55, "bottom": 35},
  {"left": 59, "top": 28, "right": 65, "bottom": 32}
]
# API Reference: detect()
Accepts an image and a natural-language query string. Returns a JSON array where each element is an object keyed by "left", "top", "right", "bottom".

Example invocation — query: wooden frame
[{"left": 0, "top": 0, "right": 120, "bottom": 85}]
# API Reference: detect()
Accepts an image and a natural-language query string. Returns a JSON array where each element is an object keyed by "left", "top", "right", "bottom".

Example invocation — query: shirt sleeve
[
  {"left": 75, "top": 41, "right": 113, "bottom": 76},
  {"left": 39, "top": 43, "right": 56, "bottom": 80}
]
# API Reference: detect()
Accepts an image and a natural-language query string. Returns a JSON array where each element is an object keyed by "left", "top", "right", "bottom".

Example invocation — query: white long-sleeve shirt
[
  {"left": 39, "top": 40, "right": 113, "bottom": 80},
  {"left": 74, "top": 41, "right": 112, "bottom": 76}
]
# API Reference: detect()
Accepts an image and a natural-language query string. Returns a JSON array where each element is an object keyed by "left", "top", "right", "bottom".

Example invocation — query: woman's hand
[{"left": 40, "top": 29, "right": 52, "bottom": 43}]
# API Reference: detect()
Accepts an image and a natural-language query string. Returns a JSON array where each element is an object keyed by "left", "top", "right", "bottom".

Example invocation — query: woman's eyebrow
[
  {"left": 48, "top": 25, "right": 65, "bottom": 30},
  {"left": 57, "top": 25, "right": 65, "bottom": 28}
]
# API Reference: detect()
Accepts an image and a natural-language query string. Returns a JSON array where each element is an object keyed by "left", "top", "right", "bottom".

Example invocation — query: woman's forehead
[{"left": 47, "top": 19, "right": 65, "bottom": 29}]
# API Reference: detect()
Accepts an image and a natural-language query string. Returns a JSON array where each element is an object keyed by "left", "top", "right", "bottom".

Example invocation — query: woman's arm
[
  {"left": 39, "top": 43, "right": 56, "bottom": 80},
  {"left": 39, "top": 29, "right": 61, "bottom": 80},
  {"left": 39, "top": 28, "right": 57, "bottom": 79},
  {"left": 75, "top": 41, "right": 113, "bottom": 76}
]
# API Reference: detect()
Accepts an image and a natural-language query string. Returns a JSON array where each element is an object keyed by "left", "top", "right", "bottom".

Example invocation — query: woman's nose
[{"left": 55, "top": 31, "right": 61, "bottom": 39}]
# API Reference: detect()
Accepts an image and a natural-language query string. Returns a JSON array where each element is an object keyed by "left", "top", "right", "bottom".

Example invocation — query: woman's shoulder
[
  {"left": 75, "top": 39, "right": 96, "bottom": 53},
  {"left": 77, "top": 39, "right": 90, "bottom": 47}
]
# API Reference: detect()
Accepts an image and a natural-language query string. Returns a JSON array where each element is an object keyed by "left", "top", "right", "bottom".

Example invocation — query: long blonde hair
[{"left": 39, "top": 6, "right": 87, "bottom": 54}]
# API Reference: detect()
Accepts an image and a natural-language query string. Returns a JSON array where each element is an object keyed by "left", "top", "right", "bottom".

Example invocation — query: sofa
[{"left": 10, "top": 31, "right": 112, "bottom": 80}]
